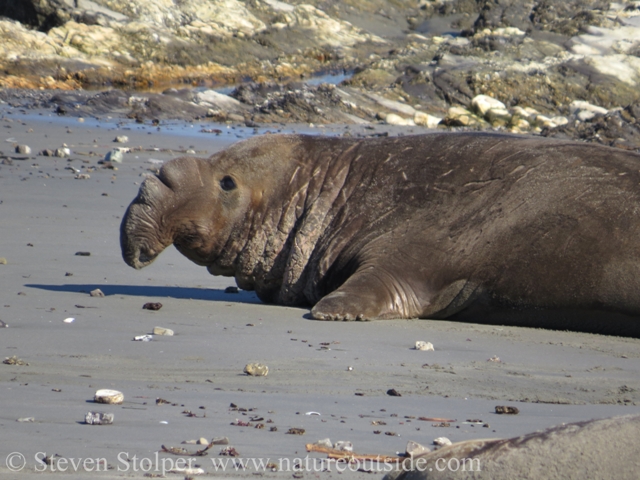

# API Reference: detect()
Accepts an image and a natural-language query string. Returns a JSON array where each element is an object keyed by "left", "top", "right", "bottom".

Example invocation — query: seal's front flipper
[
  {"left": 310, "top": 268, "right": 478, "bottom": 321},
  {"left": 310, "top": 267, "right": 425, "bottom": 321}
]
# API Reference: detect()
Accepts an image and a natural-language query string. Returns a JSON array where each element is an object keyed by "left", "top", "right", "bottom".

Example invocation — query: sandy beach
[{"left": 1, "top": 107, "right": 640, "bottom": 479}]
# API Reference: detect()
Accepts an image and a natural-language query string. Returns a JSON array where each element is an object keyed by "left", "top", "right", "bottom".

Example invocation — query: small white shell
[
  {"left": 305, "top": 411, "right": 321, "bottom": 416},
  {"left": 244, "top": 363, "right": 269, "bottom": 376},
  {"left": 415, "top": 341, "right": 434, "bottom": 351},
  {"left": 433, "top": 437, "right": 452, "bottom": 447},
  {"left": 63, "top": 317, "right": 75, "bottom": 323},
  {"left": 169, "top": 467, "right": 204, "bottom": 475},
  {"left": 314, "top": 438, "right": 333, "bottom": 449},
  {"left": 334, "top": 441, "right": 353, "bottom": 452},
  {"left": 133, "top": 335, "right": 153, "bottom": 342},
  {"left": 85, "top": 412, "right": 114, "bottom": 425}
]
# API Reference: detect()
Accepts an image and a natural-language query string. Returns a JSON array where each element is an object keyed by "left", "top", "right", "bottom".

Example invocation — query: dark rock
[
  {"left": 542, "top": 107, "right": 640, "bottom": 151},
  {"left": 0, "top": 0, "right": 72, "bottom": 31}
]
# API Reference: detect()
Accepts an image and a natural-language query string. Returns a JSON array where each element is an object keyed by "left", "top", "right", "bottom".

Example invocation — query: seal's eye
[{"left": 220, "top": 175, "right": 236, "bottom": 191}]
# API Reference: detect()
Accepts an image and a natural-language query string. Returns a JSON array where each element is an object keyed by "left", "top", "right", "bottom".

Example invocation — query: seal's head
[{"left": 120, "top": 135, "right": 298, "bottom": 275}]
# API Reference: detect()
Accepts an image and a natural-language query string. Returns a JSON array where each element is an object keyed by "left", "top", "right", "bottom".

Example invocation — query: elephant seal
[
  {"left": 384, "top": 414, "right": 640, "bottom": 480},
  {"left": 121, "top": 132, "right": 640, "bottom": 336}
]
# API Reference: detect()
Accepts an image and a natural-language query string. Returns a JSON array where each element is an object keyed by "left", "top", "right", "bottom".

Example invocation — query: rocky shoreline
[{"left": 2, "top": 1, "right": 640, "bottom": 148}]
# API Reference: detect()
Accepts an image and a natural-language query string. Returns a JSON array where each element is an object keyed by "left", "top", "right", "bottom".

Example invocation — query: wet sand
[{"left": 1, "top": 109, "right": 639, "bottom": 478}]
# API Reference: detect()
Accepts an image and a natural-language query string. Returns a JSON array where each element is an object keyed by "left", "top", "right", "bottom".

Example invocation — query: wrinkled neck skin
[{"left": 211, "top": 136, "right": 360, "bottom": 306}]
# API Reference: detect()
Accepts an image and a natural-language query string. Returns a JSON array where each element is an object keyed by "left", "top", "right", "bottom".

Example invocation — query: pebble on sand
[
  {"left": 114, "top": 135, "right": 129, "bottom": 143},
  {"left": 94, "top": 389, "right": 124, "bottom": 404},
  {"left": 90, "top": 288, "right": 104, "bottom": 297},
  {"left": 0, "top": 257, "right": 7, "bottom": 265},
  {"left": 405, "top": 440, "right": 430, "bottom": 457},
  {"left": 152, "top": 326, "right": 174, "bottom": 336},
  {"left": 415, "top": 341, "right": 434, "bottom": 351},
  {"left": 104, "top": 149, "right": 124, "bottom": 163},
  {"left": 15, "top": 145, "right": 31, "bottom": 154},
  {"left": 85, "top": 412, "right": 114, "bottom": 425},
  {"left": 244, "top": 363, "right": 269, "bottom": 376},
  {"left": 433, "top": 437, "right": 452, "bottom": 447}
]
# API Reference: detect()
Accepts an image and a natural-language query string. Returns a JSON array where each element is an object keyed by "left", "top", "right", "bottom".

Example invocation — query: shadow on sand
[{"left": 25, "top": 283, "right": 262, "bottom": 305}]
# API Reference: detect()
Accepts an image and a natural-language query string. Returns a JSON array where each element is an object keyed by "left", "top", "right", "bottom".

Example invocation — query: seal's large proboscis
[{"left": 121, "top": 132, "right": 640, "bottom": 336}]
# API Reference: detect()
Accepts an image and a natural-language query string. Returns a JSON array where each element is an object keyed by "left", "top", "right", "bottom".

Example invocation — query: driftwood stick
[{"left": 305, "top": 444, "right": 403, "bottom": 464}]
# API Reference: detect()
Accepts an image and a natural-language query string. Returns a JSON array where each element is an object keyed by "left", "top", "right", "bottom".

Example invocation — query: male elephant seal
[
  {"left": 384, "top": 414, "right": 640, "bottom": 480},
  {"left": 121, "top": 132, "right": 640, "bottom": 336}
]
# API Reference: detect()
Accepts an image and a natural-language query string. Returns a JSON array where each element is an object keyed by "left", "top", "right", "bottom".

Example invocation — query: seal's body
[
  {"left": 386, "top": 415, "right": 640, "bottom": 480},
  {"left": 121, "top": 133, "right": 640, "bottom": 336}
]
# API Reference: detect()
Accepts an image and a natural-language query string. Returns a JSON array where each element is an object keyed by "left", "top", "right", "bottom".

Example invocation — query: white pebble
[
  {"left": 63, "top": 317, "right": 75, "bottom": 323},
  {"left": 94, "top": 389, "right": 124, "bottom": 404},
  {"left": 152, "top": 326, "right": 174, "bottom": 336},
  {"left": 133, "top": 334, "right": 153, "bottom": 342},
  {"left": 334, "top": 441, "right": 353, "bottom": 452},
  {"left": 471, "top": 95, "right": 506, "bottom": 116},
  {"left": 433, "top": 437, "right": 452, "bottom": 446},
  {"left": 415, "top": 341, "right": 434, "bottom": 351}
]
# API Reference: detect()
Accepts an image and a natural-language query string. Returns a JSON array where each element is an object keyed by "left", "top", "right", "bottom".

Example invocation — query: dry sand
[{"left": 1, "top": 107, "right": 639, "bottom": 478}]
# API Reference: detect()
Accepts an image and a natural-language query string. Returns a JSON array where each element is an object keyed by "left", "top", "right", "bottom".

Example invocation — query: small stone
[
  {"left": 133, "top": 334, "right": 153, "bottom": 342},
  {"left": 17, "top": 417, "right": 35, "bottom": 422},
  {"left": 471, "top": 94, "right": 506, "bottom": 117},
  {"left": 314, "top": 438, "right": 333, "bottom": 449},
  {"left": 0, "top": 258, "right": 7, "bottom": 265},
  {"left": 75, "top": 251, "right": 91, "bottom": 256},
  {"left": 85, "top": 412, "right": 114, "bottom": 425},
  {"left": 197, "top": 437, "right": 209, "bottom": 445},
  {"left": 219, "top": 446, "right": 240, "bottom": 457},
  {"left": 63, "top": 317, "right": 75, "bottom": 323},
  {"left": 446, "top": 107, "right": 482, "bottom": 127},
  {"left": 104, "top": 149, "right": 123, "bottom": 163},
  {"left": 143, "top": 302, "right": 163, "bottom": 310},
  {"left": 212, "top": 437, "right": 230, "bottom": 445},
  {"left": 94, "top": 389, "right": 124, "bottom": 404},
  {"left": 495, "top": 405, "right": 519, "bottom": 415},
  {"left": 114, "top": 135, "right": 129, "bottom": 143},
  {"left": 54, "top": 147, "right": 71, "bottom": 158},
  {"left": 486, "top": 107, "right": 512, "bottom": 126},
  {"left": 90, "top": 288, "right": 104, "bottom": 297},
  {"left": 39, "top": 149, "right": 54, "bottom": 156},
  {"left": 433, "top": 437, "right": 452, "bottom": 447},
  {"left": 415, "top": 341, "right": 434, "bottom": 351},
  {"left": 406, "top": 440, "right": 430, "bottom": 457},
  {"left": 286, "top": 427, "right": 305, "bottom": 435},
  {"left": 3, "top": 355, "right": 28, "bottom": 366},
  {"left": 385, "top": 113, "right": 415, "bottom": 126},
  {"left": 244, "top": 363, "right": 269, "bottom": 376},
  {"left": 387, "top": 388, "right": 402, "bottom": 397},
  {"left": 153, "top": 326, "right": 174, "bottom": 336},
  {"left": 413, "top": 111, "right": 442, "bottom": 128},
  {"left": 569, "top": 100, "right": 608, "bottom": 121},
  {"left": 334, "top": 441, "right": 353, "bottom": 452},
  {"left": 15, "top": 145, "right": 31, "bottom": 154}
]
